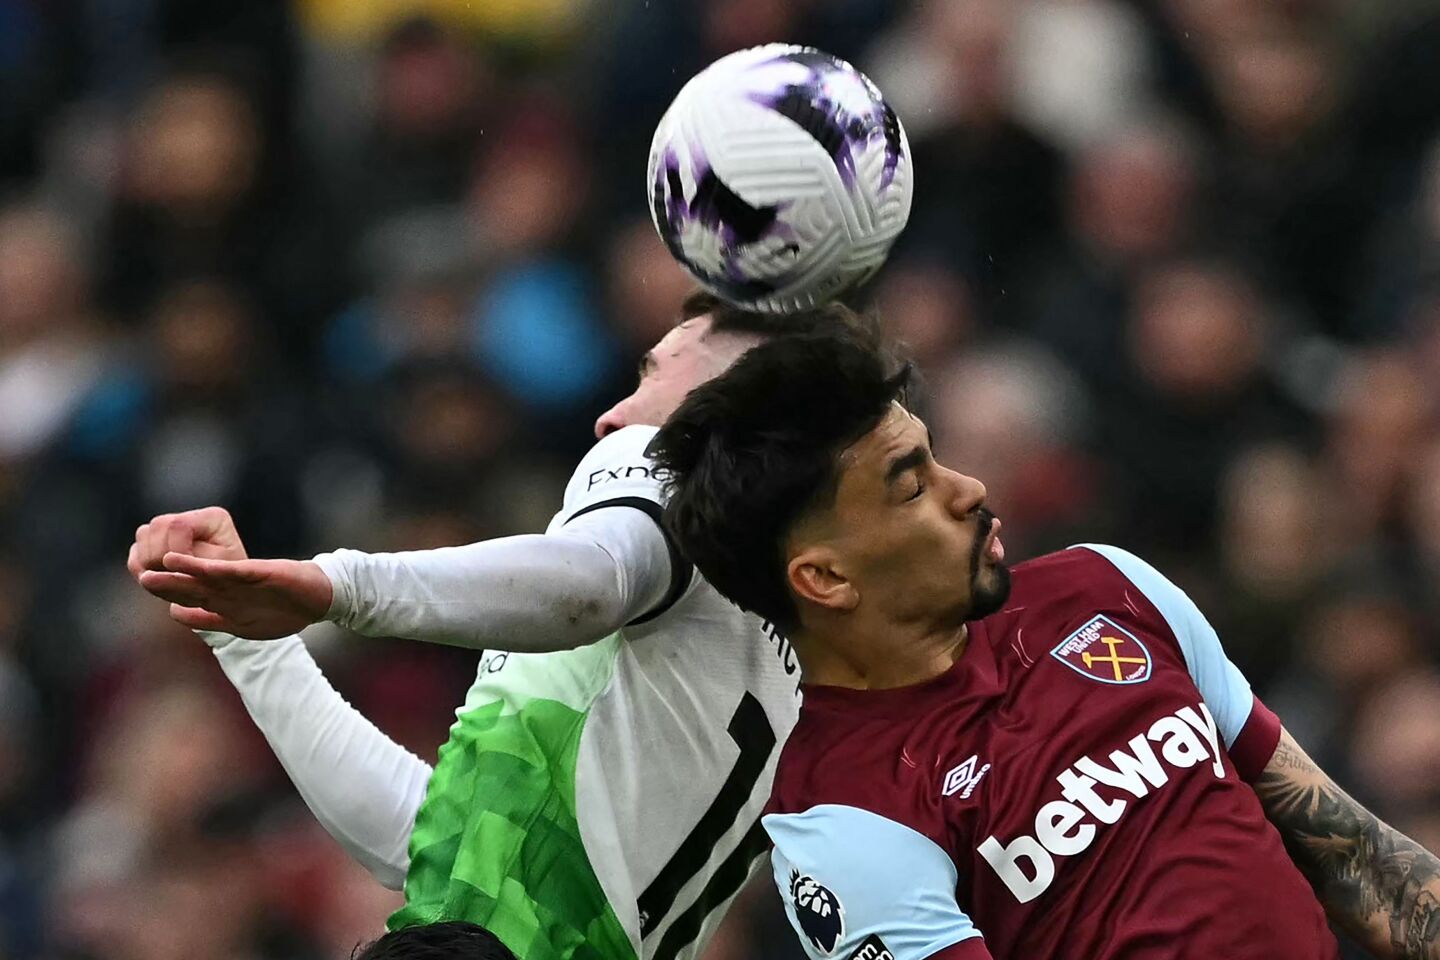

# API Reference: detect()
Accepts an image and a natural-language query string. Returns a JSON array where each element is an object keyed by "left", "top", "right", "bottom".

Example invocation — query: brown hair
[{"left": 678, "top": 289, "right": 883, "bottom": 348}]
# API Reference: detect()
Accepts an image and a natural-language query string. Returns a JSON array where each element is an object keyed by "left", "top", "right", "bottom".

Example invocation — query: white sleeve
[
  {"left": 764, "top": 805, "right": 986, "bottom": 960},
  {"left": 551, "top": 424, "right": 670, "bottom": 523},
  {"left": 201, "top": 631, "right": 432, "bottom": 890},
  {"left": 1078, "top": 544, "right": 1255, "bottom": 747},
  {"left": 314, "top": 426, "right": 687, "bottom": 653}
]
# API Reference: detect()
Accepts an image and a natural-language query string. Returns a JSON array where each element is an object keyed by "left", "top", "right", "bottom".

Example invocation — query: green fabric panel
[{"left": 391, "top": 695, "right": 635, "bottom": 960}]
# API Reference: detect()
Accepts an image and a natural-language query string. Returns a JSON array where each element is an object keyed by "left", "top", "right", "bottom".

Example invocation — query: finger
[
  {"left": 186, "top": 505, "right": 236, "bottom": 544},
  {"left": 160, "top": 551, "right": 212, "bottom": 577},
  {"left": 161, "top": 551, "right": 233, "bottom": 580},
  {"left": 162, "top": 552, "right": 268, "bottom": 585},
  {"left": 127, "top": 541, "right": 143, "bottom": 578},
  {"left": 137, "top": 570, "right": 212, "bottom": 606},
  {"left": 139, "top": 515, "right": 175, "bottom": 569},
  {"left": 134, "top": 522, "right": 167, "bottom": 572},
  {"left": 162, "top": 516, "right": 196, "bottom": 560},
  {"left": 169, "top": 604, "right": 229, "bottom": 632}
]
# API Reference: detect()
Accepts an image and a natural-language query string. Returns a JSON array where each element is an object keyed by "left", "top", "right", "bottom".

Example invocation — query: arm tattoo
[{"left": 1255, "top": 732, "right": 1440, "bottom": 959}]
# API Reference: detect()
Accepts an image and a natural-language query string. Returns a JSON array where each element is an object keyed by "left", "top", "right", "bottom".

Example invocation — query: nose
[
  {"left": 945, "top": 468, "right": 987, "bottom": 518},
  {"left": 594, "top": 400, "right": 628, "bottom": 439}
]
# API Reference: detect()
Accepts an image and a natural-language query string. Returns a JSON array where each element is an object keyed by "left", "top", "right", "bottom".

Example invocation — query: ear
[{"left": 787, "top": 546, "right": 858, "bottom": 614}]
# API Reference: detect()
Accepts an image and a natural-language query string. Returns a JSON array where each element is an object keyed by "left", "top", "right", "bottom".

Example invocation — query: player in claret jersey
[{"left": 649, "top": 330, "right": 1440, "bottom": 960}]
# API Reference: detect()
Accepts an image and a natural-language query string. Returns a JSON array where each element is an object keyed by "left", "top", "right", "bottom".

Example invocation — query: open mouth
[{"left": 982, "top": 517, "right": 1004, "bottom": 564}]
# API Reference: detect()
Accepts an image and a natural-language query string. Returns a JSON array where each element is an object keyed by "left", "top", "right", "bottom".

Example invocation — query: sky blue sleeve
[
  {"left": 1077, "top": 544, "right": 1254, "bottom": 747},
  {"left": 763, "top": 804, "right": 984, "bottom": 960}
]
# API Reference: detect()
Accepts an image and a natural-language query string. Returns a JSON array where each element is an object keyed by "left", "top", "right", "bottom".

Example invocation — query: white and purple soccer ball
[{"left": 647, "top": 44, "right": 913, "bottom": 314}]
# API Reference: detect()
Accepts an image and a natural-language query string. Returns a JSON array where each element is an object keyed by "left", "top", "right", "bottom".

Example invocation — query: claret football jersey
[{"left": 764, "top": 544, "right": 1339, "bottom": 960}]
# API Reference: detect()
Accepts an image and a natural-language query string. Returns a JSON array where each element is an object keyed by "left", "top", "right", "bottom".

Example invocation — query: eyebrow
[
  {"left": 884, "top": 445, "right": 929, "bottom": 487},
  {"left": 638, "top": 351, "right": 657, "bottom": 378}
]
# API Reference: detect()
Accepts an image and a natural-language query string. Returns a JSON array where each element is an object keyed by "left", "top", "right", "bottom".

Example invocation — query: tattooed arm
[{"left": 1255, "top": 728, "right": 1440, "bottom": 958}]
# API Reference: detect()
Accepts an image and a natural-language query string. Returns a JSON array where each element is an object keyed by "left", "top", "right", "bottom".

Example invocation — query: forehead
[
  {"left": 650, "top": 315, "right": 714, "bottom": 360},
  {"left": 838, "top": 403, "right": 925, "bottom": 490}
]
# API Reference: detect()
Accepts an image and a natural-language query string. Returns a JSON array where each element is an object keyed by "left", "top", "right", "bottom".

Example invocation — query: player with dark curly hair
[{"left": 649, "top": 329, "right": 1440, "bottom": 960}]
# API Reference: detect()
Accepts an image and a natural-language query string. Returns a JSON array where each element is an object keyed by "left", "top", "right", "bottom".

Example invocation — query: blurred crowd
[{"left": 3, "top": 0, "right": 1440, "bottom": 957}]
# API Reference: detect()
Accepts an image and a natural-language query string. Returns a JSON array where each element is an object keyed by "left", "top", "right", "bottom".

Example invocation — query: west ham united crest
[{"left": 1051, "top": 614, "right": 1152, "bottom": 685}]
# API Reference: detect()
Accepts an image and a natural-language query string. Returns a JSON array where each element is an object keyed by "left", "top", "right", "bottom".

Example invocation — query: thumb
[
  {"left": 160, "top": 554, "right": 332, "bottom": 618},
  {"left": 162, "top": 552, "right": 270, "bottom": 584}
]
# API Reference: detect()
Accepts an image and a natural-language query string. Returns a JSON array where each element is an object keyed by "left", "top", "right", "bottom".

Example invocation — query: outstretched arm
[
  {"left": 1255, "top": 728, "right": 1440, "bottom": 958},
  {"left": 133, "top": 427, "right": 684, "bottom": 650},
  {"left": 138, "top": 510, "right": 674, "bottom": 649},
  {"left": 312, "top": 508, "right": 673, "bottom": 650},
  {"left": 128, "top": 508, "right": 430, "bottom": 886},
  {"left": 204, "top": 630, "right": 432, "bottom": 889}
]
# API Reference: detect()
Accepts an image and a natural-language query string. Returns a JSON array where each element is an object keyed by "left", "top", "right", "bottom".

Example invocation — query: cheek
[
  {"left": 618, "top": 382, "right": 672, "bottom": 428},
  {"left": 916, "top": 516, "right": 979, "bottom": 594},
  {"left": 648, "top": 378, "right": 693, "bottom": 425},
  {"left": 865, "top": 515, "right": 968, "bottom": 583}
]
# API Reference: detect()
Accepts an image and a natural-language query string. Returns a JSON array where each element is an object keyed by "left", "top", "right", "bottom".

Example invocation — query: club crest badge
[{"left": 1051, "top": 614, "right": 1152, "bottom": 685}]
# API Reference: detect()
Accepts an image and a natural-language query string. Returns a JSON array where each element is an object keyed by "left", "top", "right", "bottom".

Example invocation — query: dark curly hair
[
  {"left": 353, "top": 921, "right": 518, "bottom": 960},
  {"left": 648, "top": 329, "right": 911, "bottom": 633}
]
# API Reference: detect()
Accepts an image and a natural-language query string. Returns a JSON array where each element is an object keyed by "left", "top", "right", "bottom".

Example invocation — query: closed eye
[{"left": 637, "top": 351, "right": 657, "bottom": 384}]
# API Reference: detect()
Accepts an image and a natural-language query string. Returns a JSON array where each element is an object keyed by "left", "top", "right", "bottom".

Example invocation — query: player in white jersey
[{"left": 128, "top": 292, "right": 874, "bottom": 960}]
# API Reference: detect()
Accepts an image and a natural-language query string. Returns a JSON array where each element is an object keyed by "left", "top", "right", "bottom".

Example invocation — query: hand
[
  {"left": 136, "top": 553, "right": 334, "bottom": 640},
  {"left": 128, "top": 506, "right": 249, "bottom": 573},
  {"left": 128, "top": 507, "right": 332, "bottom": 639}
]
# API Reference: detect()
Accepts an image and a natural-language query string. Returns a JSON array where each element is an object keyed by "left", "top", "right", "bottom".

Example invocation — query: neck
[{"left": 792, "top": 615, "right": 970, "bottom": 690}]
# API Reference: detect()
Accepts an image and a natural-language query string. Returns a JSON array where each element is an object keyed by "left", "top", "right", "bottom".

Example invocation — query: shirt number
[{"left": 637, "top": 693, "right": 777, "bottom": 958}]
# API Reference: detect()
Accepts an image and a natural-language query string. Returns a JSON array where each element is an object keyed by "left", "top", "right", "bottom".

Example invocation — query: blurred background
[{"left": 3, "top": 0, "right": 1440, "bottom": 957}]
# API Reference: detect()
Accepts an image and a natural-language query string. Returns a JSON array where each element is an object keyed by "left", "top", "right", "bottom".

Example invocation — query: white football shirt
[{"left": 394, "top": 425, "right": 803, "bottom": 960}]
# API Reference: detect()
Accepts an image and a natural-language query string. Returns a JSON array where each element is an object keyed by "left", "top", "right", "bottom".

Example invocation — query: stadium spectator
[{"left": 3, "top": 2, "right": 1440, "bottom": 958}]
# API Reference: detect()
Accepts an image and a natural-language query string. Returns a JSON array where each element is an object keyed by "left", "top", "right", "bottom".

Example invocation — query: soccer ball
[{"left": 647, "top": 44, "right": 913, "bottom": 314}]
